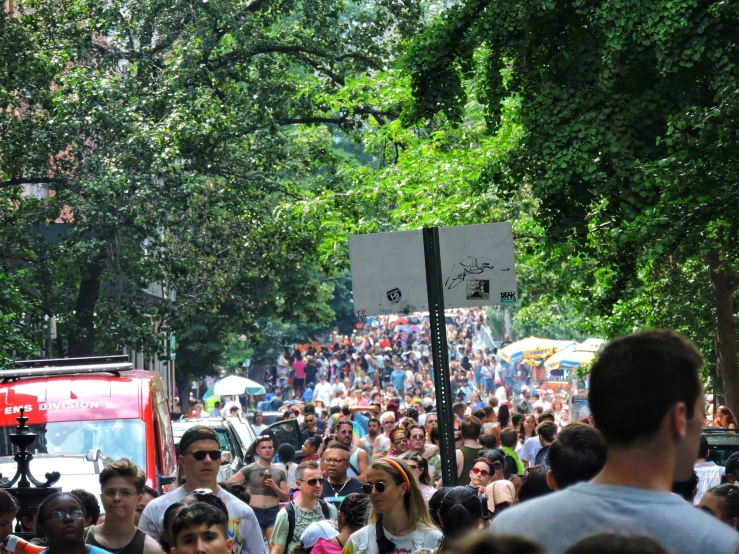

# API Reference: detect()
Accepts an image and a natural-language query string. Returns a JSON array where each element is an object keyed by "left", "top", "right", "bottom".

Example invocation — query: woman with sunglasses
[
  {"left": 699, "top": 484, "right": 739, "bottom": 529},
  {"left": 344, "top": 459, "right": 441, "bottom": 554},
  {"left": 37, "top": 492, "right": 111, "bottom": 554},
  {"left": 387, "top": 428, "right": 408, "bottom": 457},
  {"left": 469, "top": 457, "right": 499, "bottom": 496},
  {"left": 401, "top": 452, "right": 435, "bottom": 502}
]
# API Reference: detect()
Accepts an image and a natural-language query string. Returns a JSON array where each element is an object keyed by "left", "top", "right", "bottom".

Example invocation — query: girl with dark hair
[
  {"left": 436, "top": 486, "right": 485, "bottom": 551},
  {"left": 303, "top": 436, "right": 323, "bottom": 462},
  {"left": 343, "top": 459, "right": 441, "bottom": 554},
  {"left": 0, "top": 489, "right": 18, "bottom": 542},
  {"left": 401, "top": 452, "right": 434, "bottom": 501},
  {"left": 517, "top": 415, "right": 537, "bottom": 450},
  {"left": 490, "top": 405, "right": 512, "bottom": 445},
  {"left": 295, "top": 493, "right": 370, "bottom": 554},
  {"left": 716, "top": 406, "right": 739, "bottom": 433},
  {"left": 699, "top": 484, "right": 739, "bottom": 529},
  {"left": 37, "top": 493, "right": 109, "bottom": 554}
]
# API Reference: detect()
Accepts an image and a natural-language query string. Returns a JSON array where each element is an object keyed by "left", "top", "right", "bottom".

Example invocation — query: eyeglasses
[
  {"left": 410, "top": 434, "right": 425, "bottom": 440},
  {"left": 471, "top": 467, "right": 490, "bottom": 477},
  {"left": 323, "top": 458, "right": 347, "bottom": 465},
  {"left": 362, "top": 481, "right": 387, "bottom": 494},
  {"left": 184, "top": 450, "right": 222, "bottom": 461},
  {"left": 48, "top": 510, "right": 85, "bottom": 521},
  {"left": 303, "top": 478, "right": 324, "bottom": 486},
  {"left": 102, "top": 488, "right": 136, "bottom": 498}
]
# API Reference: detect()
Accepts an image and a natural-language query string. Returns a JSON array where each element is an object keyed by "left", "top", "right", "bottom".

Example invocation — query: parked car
[
  {"left": 244, "top": 411, "right": 282, "bottom": 426},
  {"left": 0, "top": 356, "right": 177, "bottom": 494},
  {"left": 703, "top": 427, "right": 739, "bottom": 465}
]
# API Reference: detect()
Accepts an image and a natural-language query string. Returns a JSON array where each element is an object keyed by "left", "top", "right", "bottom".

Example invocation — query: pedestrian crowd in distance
[{"left": 3, "top": 328, "right": 739, "bottom": 554}]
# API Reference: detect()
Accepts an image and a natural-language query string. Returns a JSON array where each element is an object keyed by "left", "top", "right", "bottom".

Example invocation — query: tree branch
[{"left": 0, "top": 177, "right": 58, "bottom": 189}]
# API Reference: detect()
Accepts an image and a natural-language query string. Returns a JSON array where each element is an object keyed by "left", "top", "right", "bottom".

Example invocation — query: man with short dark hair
[
  {"left": 492, "top": 330, "right": 739, "bottom": 554},
  {"left": 456, "top": 416, "right": 483, "bottom": 485},
  {"left": 320, "top": 445, "right": 365, "bottom": 507},
  {"left": 230, "top": 435, "right": 289, "bottom": 540},
  {"left": 171, "top": 503, "right": 233, "bottom": 554},
  {"left": 358, "top": 418, "right": 380, "bottom": 458},
  {"left": 545, "top": 422, "right": 606, "bottom": 490},
  {"left": 533, "top": 421, "right": 558, "bottom": 467},
  {"left": 336, "top": 420, "right": 368, "bottom": 481},
  {"left": 210, "top": 401, "right": 223, "bottom": 417}
]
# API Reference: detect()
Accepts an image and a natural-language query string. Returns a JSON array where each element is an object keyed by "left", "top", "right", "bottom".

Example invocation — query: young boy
[{"left": 171, "top": 503, "right": 234, "bottom": 554}]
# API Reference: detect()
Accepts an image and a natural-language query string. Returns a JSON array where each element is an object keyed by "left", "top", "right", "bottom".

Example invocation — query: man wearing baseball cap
[{"left": 139, "top": 426, "right": 263, "bottom": 554}]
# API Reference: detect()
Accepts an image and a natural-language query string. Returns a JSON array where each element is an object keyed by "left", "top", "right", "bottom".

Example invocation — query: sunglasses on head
[
  {"left": 185, "top": 450, "right": 222, "bottom": 461},
  {"left": 362, "top": 481, "right": 387, "bottom": 494}
]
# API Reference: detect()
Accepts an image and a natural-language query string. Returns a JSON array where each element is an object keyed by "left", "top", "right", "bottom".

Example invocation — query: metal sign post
[
  {"left": 348, "top": 222, "right": 518, "bottom": 487},
  {"left": 422, "top": 228, "right": 457, "bottom": 485}
]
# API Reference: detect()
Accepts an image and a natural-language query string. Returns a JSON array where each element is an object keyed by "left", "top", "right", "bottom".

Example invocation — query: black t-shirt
[
  {"left": 381, "top": 365, "right": 393, "bottom": 381},
  {"left": 269, "top": 397, "right": 283, "bottom": 411},
  {"left": 321, "top": 477, "right": 365, "bottom": 507},
  {"left": 305, "top": 363, "right": 318, "bottom": 384}
]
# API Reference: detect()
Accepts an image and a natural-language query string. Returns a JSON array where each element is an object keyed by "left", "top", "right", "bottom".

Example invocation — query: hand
[{"left": 264, "top": 478, "right": 276, "bottom": 489}]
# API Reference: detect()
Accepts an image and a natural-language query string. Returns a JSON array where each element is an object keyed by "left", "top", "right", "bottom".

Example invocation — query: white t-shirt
[
  {"left": 315, "top": 382, "right": 333, "bottom": 406},
  {"left": 344, "top": 525, "right": 442, "bottom": 554},
  {"left": 252, "top": 423, "right": 267, "bottom": 436},
  {"left": 139, "top": 485, "right": 265, "bottom": 554},
  {"left": 519, "top": 436, "right": 542, "bottom": 464}
]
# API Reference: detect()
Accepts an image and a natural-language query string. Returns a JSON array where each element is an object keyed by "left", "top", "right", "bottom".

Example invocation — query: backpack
[{"left": 285, "top": 499, "right": 331, "bottom": 551}]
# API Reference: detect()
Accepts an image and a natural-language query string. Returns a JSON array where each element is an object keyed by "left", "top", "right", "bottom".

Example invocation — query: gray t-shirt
[
  {"left": 139, "top": 485, "right": 265, "bottom": 554},
  {"left": 492, "top": 482, "right": 739, "bottom": 554}
]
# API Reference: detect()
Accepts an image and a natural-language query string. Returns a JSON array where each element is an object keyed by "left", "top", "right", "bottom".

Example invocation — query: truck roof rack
[{"left": 3, "top": 355, "right": 134, "bottom": 381}]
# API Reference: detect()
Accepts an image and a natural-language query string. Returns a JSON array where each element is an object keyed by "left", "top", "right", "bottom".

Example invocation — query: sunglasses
[
  {"left": 362, "top": 481, "right": 388, "bottom": 494},
  {"left": 184, "top": 450, "right": 222, "bottom": 461},
  {"left": 472, "top": 467, "right": 490, "bottom": 477},
  {"left": 303, "top": 478, "right": 324, "bottom": 486},
  {"left": 393, "top": 438, "right": 407, "bottom": 444}
]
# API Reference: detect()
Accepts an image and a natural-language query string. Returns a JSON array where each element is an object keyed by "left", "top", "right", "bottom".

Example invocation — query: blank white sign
[
  {"left": 349, "top": 223, "right": 518, "bottom": 317},
  {"left": 348, "top": 230, "right": 428, "bottom": 318}
]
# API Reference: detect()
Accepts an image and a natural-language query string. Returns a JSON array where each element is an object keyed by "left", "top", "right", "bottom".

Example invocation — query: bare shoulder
[{"left": 143, "top": 534, "right": 165, "bottom": 554}]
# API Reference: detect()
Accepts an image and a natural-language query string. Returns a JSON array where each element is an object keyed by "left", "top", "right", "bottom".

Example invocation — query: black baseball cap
[
  {"left": 726, "top": 452, "right": 739, "bottom": 474},
  {"left": 179, "top": 425, "right": 219, "bottom": 453}
]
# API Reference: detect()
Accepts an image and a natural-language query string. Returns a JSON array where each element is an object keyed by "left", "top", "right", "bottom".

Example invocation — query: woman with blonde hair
[{"left": 343, "top": 458, "right": 441, "bottom": 554}]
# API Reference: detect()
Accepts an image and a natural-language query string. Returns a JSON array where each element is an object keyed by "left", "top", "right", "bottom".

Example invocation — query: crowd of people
[{"left": 4, "top": 324, "right": 739, "bottom": 554}]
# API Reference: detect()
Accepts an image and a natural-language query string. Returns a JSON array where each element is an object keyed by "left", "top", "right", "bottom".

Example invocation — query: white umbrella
[{"left": 213, "top": 375, "right": 265, "bottom": 396}]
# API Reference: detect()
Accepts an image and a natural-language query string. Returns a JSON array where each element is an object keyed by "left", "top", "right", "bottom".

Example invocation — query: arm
[
  {"left": 456, "top": 449, "right": 464, "bottom": 478},
  {"left": 270, "top": 546, "right": 286, "bottom": 554},
  {"left": 230, "top": 465, "right": 247, "bottom": 483},
  {"left": 372, "top": 435, "right": 383, "bottom": 460},
  {"left": 265, "top": 474, "right": 290, "bottom": 502},
  {"left": 356, "top": 449, "right": 369, "bottom": 482}
]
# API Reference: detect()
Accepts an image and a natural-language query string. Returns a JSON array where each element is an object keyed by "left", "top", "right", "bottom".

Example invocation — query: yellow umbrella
[
  {"left": 499, "top": 338, "right": 576, "bottom": 364},
  {"left": 544, "top": 338, "right": 605, "bottom": 370}
]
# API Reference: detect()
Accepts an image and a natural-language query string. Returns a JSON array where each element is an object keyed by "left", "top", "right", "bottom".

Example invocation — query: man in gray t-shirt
[
  {"left": 139, "top": 425, "right": 264, "bottom": 554},
  {"left": 493, "top": 331, "right": 739, "bottom": 554}
]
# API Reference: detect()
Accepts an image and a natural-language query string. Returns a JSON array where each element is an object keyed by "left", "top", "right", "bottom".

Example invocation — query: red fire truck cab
[{"left": 0, "top": 356, "right": 177, "bottom": 494}]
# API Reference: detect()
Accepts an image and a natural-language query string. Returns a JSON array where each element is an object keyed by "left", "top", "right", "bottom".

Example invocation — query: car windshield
[{"left": 0, "top": 420, "right": 146, "bottom": 469}]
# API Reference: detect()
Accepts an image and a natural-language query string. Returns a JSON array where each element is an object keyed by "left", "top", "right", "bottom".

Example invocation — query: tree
[
  {"left": 0, "top": 0, "right": 425, "bottom": 366},
  {"left": 404, "top": 0, "right": 739, "bottom": 411}
]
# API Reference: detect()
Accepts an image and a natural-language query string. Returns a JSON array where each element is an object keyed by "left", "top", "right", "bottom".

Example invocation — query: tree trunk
[
  {"left": 67, "top": 258, "right": 104, "bottom": 357},
  {"left": 707, "top": 249, "right": 739, "bottom": 416},
  {"left": 176, "top": 372, "right": 191, "bottom": 414}
]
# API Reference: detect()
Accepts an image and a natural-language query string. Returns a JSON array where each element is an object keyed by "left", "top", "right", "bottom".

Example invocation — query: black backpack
[{"left": 285, "top": 499, "right": 331, "bottom": 550}]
